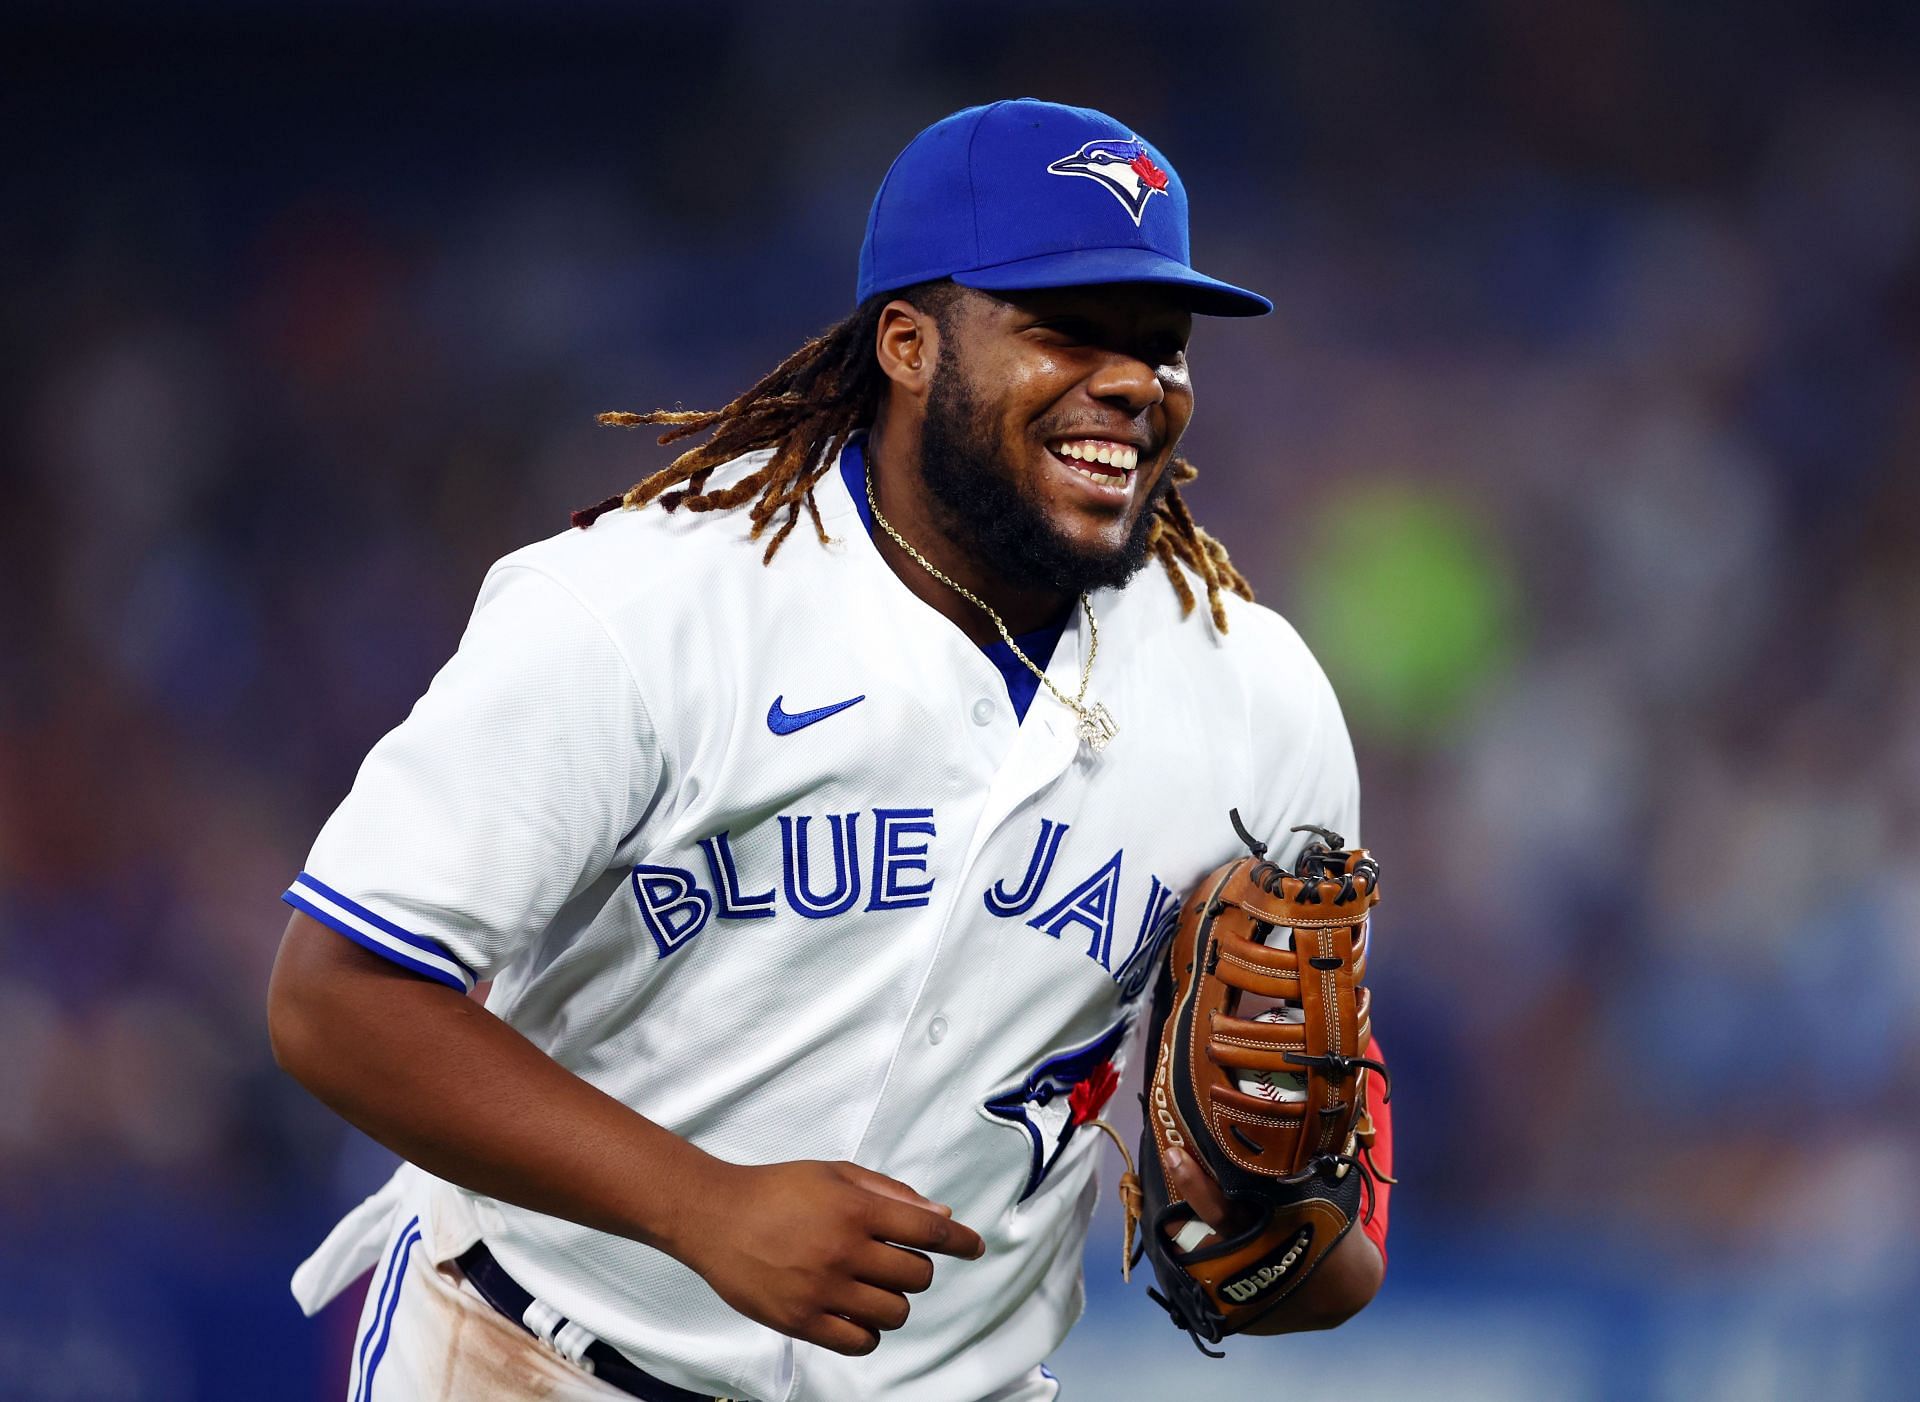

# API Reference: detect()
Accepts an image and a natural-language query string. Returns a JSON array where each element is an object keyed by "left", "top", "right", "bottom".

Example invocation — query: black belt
[{"left": 454, "top": 1242, "right": 734, "bottom": 1402}]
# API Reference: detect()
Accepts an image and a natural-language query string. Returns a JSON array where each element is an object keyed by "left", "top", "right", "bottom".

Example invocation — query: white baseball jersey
[{"left": 285, "top": 437, "right": 1359, "bottom": 1402}]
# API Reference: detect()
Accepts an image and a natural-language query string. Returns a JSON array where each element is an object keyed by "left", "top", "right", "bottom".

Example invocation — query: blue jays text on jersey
[{"left": 630, "top": 813, "right": 1181, "bottom": 999}]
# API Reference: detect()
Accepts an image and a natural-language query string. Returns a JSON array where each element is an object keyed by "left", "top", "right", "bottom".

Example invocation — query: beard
[{"left": 915, "top": 359, "right": 1170, "bottom": 596}]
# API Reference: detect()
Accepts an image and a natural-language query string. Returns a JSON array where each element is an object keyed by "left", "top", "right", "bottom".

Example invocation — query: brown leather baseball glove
[{"left": 1132, "top": 811, "right": 1389, "bottom": 1354}]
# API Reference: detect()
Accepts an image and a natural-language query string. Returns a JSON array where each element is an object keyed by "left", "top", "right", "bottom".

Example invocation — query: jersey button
[
  {"left": 928, "top": 1015, "right": 949, "bottom": 1045},
  {"left": 971, "top": 698, "right": 995, "bottom": 726}
]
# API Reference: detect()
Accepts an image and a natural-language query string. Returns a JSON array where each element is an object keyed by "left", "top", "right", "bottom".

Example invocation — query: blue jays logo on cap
[{"left": 1046, "top": 136, "right": 1171, "bottom": 227}]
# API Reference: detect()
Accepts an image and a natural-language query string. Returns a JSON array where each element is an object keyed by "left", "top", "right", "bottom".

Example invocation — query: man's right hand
[
  {"left": 675, "top": 1160, "right": 985, "bottom": 1357},
  {"left": 269, "top": 914, "right": 983, "bottom": 1358}
]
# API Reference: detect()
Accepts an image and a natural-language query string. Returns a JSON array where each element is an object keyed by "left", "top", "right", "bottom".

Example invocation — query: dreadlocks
[{"left": 575, "top": 283, "right": 1254, "bottom": 631}]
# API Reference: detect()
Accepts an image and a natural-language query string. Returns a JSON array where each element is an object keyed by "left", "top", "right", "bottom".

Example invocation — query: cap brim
[{"left": 952, "top": 246, "right": 1272, "bottom": 317}]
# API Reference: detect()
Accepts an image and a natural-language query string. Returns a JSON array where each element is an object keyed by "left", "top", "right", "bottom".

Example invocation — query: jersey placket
[{"left": 846, "top": 609, "right": 1090, "bottom": 1163}]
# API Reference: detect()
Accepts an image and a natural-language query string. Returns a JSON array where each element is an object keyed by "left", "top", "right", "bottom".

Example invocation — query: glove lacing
[{"left": 1079, "top": 1116, "right": 1144, "bottom": 1283}]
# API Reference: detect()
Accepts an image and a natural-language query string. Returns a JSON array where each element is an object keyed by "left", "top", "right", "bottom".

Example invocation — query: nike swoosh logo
[{"left": 767, "top": 693, "right": 866, "bottom": 736}]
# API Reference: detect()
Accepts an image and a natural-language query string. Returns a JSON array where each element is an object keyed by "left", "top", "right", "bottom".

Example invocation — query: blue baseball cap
[{"left": 856, "top": 98, "right": 1272, "bottom": 318}]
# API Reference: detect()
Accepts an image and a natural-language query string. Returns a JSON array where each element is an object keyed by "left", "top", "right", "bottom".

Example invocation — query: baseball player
[{"left": 269, "top": 98, "right": 1391, "bottom": 1401}]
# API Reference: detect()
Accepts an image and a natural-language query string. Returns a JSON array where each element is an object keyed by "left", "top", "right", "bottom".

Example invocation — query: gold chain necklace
[{"left": 865, "top": 463, "right": 1118, "bottom": 752}]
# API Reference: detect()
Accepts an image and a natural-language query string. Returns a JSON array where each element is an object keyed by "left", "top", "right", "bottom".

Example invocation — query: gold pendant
[{"left": 1078, "top": 703, "right": 1117, "bottom": 752}]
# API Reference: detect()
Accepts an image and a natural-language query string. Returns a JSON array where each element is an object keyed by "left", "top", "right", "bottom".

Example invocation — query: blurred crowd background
[{"left": 5, "top": 2, "right": 1917, "bottom": 1398}]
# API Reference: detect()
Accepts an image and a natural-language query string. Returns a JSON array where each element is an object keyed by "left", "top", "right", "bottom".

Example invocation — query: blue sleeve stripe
[
  {"left": 282, "top": 884, "right": 476, "bottom": 993},
  {"left": 292, "top": 871, "right": 477, "bottom": 975}
]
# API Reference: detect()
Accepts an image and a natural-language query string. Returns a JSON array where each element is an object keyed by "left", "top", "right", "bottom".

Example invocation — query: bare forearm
[{"left": 267, "top": 912, "right": 720, "bottom": 1257}]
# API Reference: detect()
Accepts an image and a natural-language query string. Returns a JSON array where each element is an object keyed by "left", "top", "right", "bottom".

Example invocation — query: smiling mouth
[{"left": 1047, "top": 438, "right": 1140, "bottom": 489}]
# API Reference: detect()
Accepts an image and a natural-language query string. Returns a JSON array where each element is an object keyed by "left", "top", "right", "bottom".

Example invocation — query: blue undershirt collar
[{"left": 840, "top": 433, "right": 1068, "bottom": 724}]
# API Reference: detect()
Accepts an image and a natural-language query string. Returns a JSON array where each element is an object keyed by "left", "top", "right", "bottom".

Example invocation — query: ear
[{"left": 874, "top": 299, "right": 942, "bottom": 399}]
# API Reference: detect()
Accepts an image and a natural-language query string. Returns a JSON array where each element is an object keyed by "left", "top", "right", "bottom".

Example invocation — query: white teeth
[
  {"left": 1052, "top": 440, "right": 1139, "bottom": 472},
  {"left": 1066, "top": 463, "right": 1125, "bottom": 486}
]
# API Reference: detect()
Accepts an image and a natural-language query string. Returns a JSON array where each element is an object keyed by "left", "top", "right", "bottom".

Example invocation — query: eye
[{"left": 1032, "top": 318, "right": 1093, "bottom": 344}]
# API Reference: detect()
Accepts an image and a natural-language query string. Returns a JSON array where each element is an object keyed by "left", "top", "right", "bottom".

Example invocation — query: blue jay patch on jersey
[
  {"left": 1045, "top": 136, "right": 1171, "bottom": 226},
  {"left": 983, "top": 1018, "right": 1131, "bottom": 1201}
]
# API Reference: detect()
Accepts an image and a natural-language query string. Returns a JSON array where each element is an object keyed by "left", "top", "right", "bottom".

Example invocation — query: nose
[{"left": 1085, "top": 350, "right": 1166, "bottom": 414}]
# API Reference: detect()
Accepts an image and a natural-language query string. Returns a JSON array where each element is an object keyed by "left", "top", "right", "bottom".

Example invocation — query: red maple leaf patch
[
  {"left": 1068, "top": 1060, "right": 1120, "bottom": 1126},
  {"left": 1130, "top": 151, "right": 1170, "bottom": 193}
]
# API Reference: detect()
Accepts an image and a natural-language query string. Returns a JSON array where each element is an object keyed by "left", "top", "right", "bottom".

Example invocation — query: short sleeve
[{"left": 283, "top": 564, "right": 661, "bottom": 987}]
